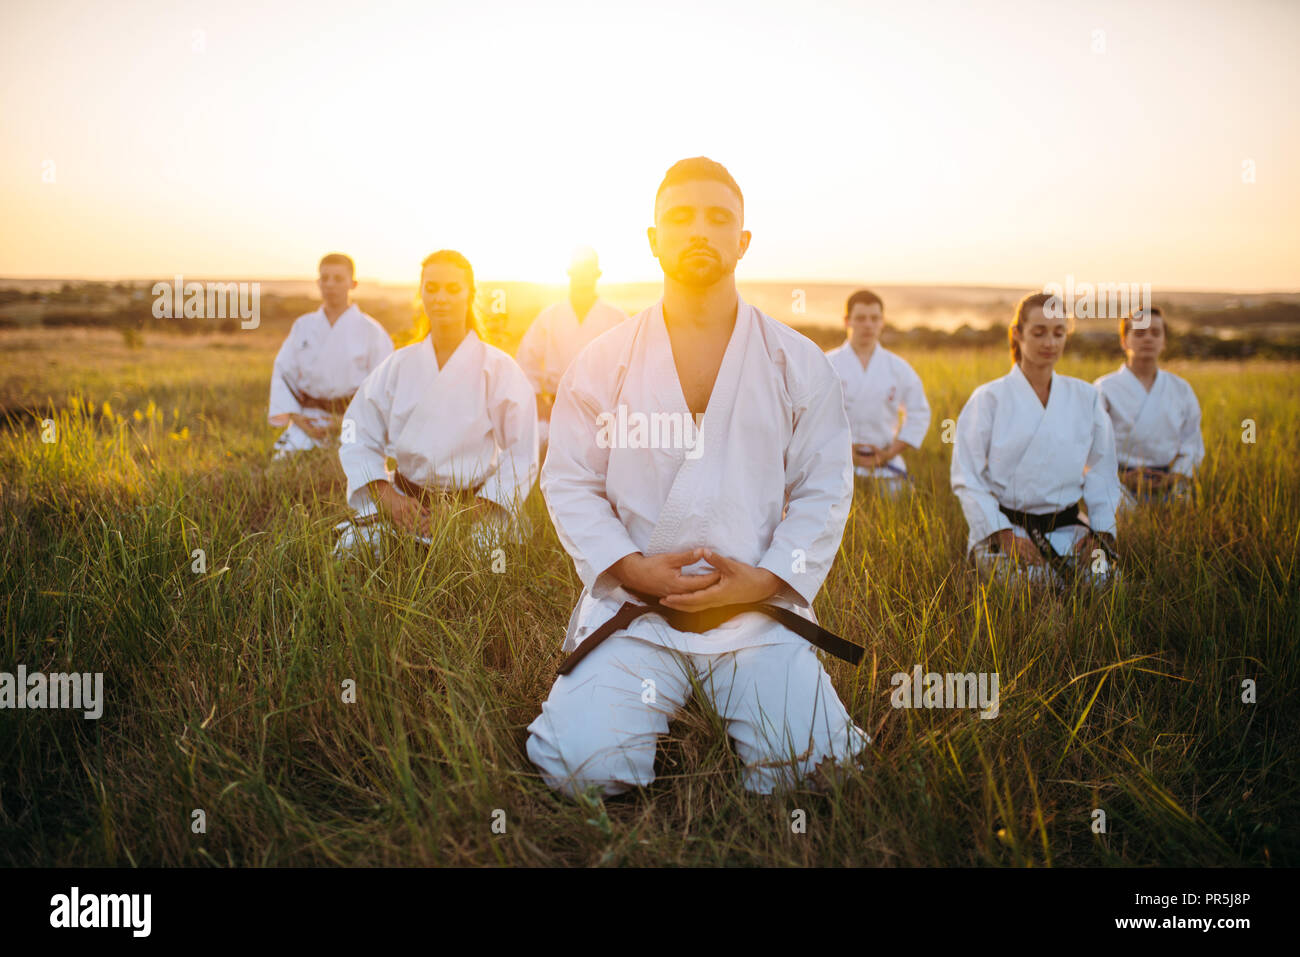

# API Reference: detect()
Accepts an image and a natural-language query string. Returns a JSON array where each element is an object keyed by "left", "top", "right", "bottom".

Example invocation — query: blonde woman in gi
[{"left": 335, "top": 250, "right": 538, "bottom": 558}]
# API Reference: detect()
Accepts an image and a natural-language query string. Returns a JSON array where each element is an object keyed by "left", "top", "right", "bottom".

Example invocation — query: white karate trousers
[
  {"left": 527, "top": 633, "right": 870, "bottom": 797},
  {"left": 970, "top": 525, "right": 1118, "bottom": 588}
]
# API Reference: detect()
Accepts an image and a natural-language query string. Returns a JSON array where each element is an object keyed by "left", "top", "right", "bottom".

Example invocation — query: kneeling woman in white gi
[
  {"left": 1093, "top": 306, "right": 1204, "bottom": 508},
  {"left": 950, "top": 291, "right": 1123, "bottom": 588},
  {"left": 334, "top": 250, "right": 539, "bottom": 557}
]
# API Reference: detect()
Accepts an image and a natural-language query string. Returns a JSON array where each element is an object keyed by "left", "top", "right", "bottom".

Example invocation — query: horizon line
[{"left": 2, "top": 275, "right": 1298, "bottom": 297}]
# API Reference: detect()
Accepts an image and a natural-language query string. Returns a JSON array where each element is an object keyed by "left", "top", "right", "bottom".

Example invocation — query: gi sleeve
[
  {"left": 1082, "top": 391, "right": 1122, "bottom": 537},
  {"left": 951, "top": 386, "right": 1014, "bottom": 548},
  {"left": 1171, "top": 381, "right": 1205, "bottom": 477},
  {"left": 756, "top": 359, "right": 854, "bottom": 608},
  {"left": 1092, "top": 376, "right": 1113, "bottom": 415},
  {"left": 540, "top": 358, "right": 641, "bottom": 598},
  {"left": 268, "top": 323, "right": 303, "bottom": 422},
  {"left": 339, "top": 359, "right": 395, "bottom": 513},
  {"left": 479, "top": 360, "right": 539, "bottom": 512},
  {"left": 896, "top": 358, "right": 932, "bottom": 450}
]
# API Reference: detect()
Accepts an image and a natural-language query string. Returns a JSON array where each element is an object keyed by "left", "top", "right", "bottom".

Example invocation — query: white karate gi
[
  {"left": 951, "top": 365, "right": 1123, "bottom": 587},
  {"left": 826, "top": 342, "right": 931, "bottom": 492},
  {"left": 334, "top": 331, "right": 538, "bottom": 558},
  {"left": 527, "top": 297, "right": 868, "bottom": 796},
  {"left": 1094, "top": 365, "right": 1204, "bottom": 507},
  {"left": 515, "top": 299, "right": 627, "bottom": 447},
  {"left": 268, "top": 304, "right": 394, "bottom": 458}
]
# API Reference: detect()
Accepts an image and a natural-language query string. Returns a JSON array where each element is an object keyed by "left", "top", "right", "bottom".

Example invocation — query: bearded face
[{"left": 649, "top": 180, "right": 749, "bottom": 289}]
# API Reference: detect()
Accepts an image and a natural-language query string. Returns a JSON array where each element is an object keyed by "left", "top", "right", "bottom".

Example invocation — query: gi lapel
[
  {"left": 644, "top": 299, "right": 753, "bottom": 554},
  {"left": 1128, "top": 367, "right": 1173, "bottom": 466},
  {"left": 1005, "top": 364, "right": 1058, "bottom": 504}
]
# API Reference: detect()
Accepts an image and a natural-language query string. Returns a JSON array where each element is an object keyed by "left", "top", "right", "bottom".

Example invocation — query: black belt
[
  {"left": 556, "top": 588, "right": 864, "bottom": 676},
  {"left": 997, "top": 503, "right": 1087, "bottom": 538}
]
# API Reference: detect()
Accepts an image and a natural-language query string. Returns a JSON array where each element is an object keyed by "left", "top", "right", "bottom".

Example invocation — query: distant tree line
[{"left": 2, "top": 284, "right": 1298, "bottom": 359}]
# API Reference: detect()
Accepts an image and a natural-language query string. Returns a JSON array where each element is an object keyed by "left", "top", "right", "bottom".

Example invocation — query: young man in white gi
[
  {"left": 826, "top": 289, "right": 931, "bottom": 497},
  {"left": 515, "top": 246, "right": 627, "bottom": 452},
  {"left": 268, "top": 253, "right": 394, "bottom": 459},
  {"left": 1093, "top": 307, "right": 1204, "bottom": 508},
  {"left": 951, "top": 292, "right": 1124, "bottom": 589},
  {"left": 527, "top": 158, "right": 868, "bottom": 798}
]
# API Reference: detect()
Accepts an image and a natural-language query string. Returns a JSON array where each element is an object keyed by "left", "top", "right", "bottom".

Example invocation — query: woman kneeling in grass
[
  {"left": 950, "top": 291, "right": 1124, "bottom": 588},
  {"left": 335, "top": 250, "right": 538, "bottom": 558}
]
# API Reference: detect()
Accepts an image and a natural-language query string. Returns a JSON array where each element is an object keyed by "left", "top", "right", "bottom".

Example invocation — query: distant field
[
  {"left": 4, "top": 278, "right": 1299, "bottom": 340},
  {"left": 1, "top": 327, "right": 1296, "bottom": 866}
]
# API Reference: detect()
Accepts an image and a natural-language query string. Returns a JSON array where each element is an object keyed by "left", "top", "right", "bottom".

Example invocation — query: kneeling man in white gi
[
  {"left": 269, "top": 253, "right": 394, "bottom": 459},
  {"left": 527, "top": 158, "right": 868, "bottom": 798}
]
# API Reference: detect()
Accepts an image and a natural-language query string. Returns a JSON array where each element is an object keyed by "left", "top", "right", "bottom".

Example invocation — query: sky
[{"left": 1, "top": 0, "right": 1297, "bottom": 290}]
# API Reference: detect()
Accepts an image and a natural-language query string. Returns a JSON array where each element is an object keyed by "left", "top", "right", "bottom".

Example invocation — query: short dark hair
[
  {"left": 845, "top": 289, "right": 884, "bottom": 317},
  {"left": 1009, "top": 291, "right": 1058, "bottom": 361},
  {"left": 1121, "top": 305, "right": 1164, "bottom": 337},
  {"left": 319, "top": 253, "right": 355, "bottom": 278},
  {"left": 655, "top": 157, "right": 743, "bottom": 217}
]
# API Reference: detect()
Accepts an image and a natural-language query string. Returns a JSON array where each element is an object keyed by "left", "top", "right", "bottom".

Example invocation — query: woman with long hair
[
  {"left": 334, "top": 250, "right": 539, "bottom": 557},
  {"left": 950, "top": 291, "right": 1123, "bottom": 588}
]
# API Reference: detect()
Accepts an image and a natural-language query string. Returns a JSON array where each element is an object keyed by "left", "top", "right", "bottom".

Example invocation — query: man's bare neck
[
  {"left": 323, "top": 301, "right": 349, "bottom": 324},
  {"left": 569, "top": 290, "right": 598, "bottom": 322},
  {"left": 662, "top": 278, "right": 739, "bottom": 334}
]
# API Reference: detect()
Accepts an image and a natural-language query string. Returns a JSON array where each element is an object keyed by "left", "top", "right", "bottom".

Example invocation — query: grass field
[{"left": 1, "top": 326, "right": 1296, "bottom": 866}]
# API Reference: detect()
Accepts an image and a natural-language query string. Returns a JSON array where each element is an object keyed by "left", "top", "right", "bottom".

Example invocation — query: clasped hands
[
  {"left": 853, "top": 441, "right": 903, "bottom": 471},
  {"left": 372, "top": 480, "right": 505, "bottom": 536},
  {"left": 609, "top": 548, "right": 784, "bottom": 612},
  {"left": 1120, "top": 467, "right": 1179, "bottom": 493},
  {"left": 991, "top": 528, "right": 1117, "bottom": 566}
]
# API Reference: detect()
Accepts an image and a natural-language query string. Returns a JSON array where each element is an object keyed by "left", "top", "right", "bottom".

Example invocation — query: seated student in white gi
[
  {"left": 527, "top": 157, "right": 869, "bottom": 798},
  {"left": 826, "top": 289, "right": 931, "bottom": 497},
  {"left": 951, "top": 291, "right": 1124, "bottom": 588},
  {"left": 1093, "top": 306, "right": 1204, "bottom": 508},
  {"left": 334, "top": 250, "right": 538, "bottom": 558},
  {"left": 269, "top": 253, "right": 394, "bottom": 459},
  {"left": 515, "top": 246, "right": 627, "bottom": 452}
]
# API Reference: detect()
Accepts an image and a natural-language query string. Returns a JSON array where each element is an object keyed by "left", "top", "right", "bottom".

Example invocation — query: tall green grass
[{"left": 1, "top": 329, "right": 1296, "bottom": 865}]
